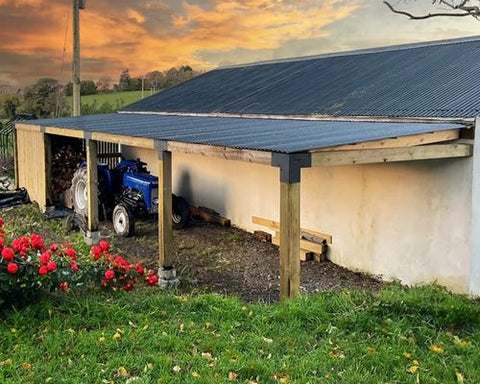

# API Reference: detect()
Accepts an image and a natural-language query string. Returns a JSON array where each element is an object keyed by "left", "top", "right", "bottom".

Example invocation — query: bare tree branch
[{"left": 383, "top": 0, "right": 479, "bottom": 19}]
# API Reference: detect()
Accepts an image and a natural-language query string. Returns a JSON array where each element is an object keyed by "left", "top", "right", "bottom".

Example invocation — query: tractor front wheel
[{"left": 113, "top": 204, "right": 135, "bottom": 237}]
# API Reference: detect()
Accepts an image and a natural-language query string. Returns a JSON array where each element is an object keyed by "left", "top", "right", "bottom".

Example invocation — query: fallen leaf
[
  {"left": 455, "top": 371, "right": 464, "bottom": 383},
  {"left": 191, "top": 371, "right": 200, "bottom": 377},
  {"left": 10, "top": 328, "right": 17, "bottom": 333},
  {"left": 367, "top": 346, "right": 377, "bottom": 354},
  {"left": 263, "top": 337, "right": 273, "bottom": 343},
  {"left": 407, "top": 365, "right": 419, "bottom": 375},
  {"left": 113, "top": 332, "right": 121, "bottom": 340},
  {"left": 22, "top": 362, "right": 31, "bottom": 370},
  {"left": 228, "top": 371, "right": 238, "bottom": 380},
  {"left": 173, "top": 365, "right": 181, "bottom": 373},
  {"left": 118, "top": 366, "right": 129, "bottom": 377},
  {"left": 98, "top": 336, "right": 106, "bottom": 343},
  {"left": 45, "top": 378, "right": 53, "bottom": 383},
  {"left": 429, "top": 344, "right": 444, "bottom": 354},
  {"left": 202, "top": 350, "right": 213, "bottom": 358},
  {"left": 0, "top": 358, "right": 12, "bottom": 367},
  {"left": 403, "top": 352, "right": 413, "bottom": 360}
]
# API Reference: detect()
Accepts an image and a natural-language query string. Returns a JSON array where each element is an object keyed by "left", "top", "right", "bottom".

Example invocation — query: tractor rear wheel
[
  {"left": 113, "top": 204, "right": 135, "bottom": 237},
  {"left": 172, "top": 195, "right": 190, "bottom": 229},
  {"left": 71, "top": 167, "right": 88, "bottom": 216}
]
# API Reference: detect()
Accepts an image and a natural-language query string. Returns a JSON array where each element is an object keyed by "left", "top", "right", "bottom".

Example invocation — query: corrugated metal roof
[
  {"left": 28, "top": 113, "right": 463, "bottom": 153},
  {"left": 121, "top": 36, "right": 480, "bottom": 118}
]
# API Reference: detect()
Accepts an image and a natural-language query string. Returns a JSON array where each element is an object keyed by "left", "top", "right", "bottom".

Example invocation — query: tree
[
  {"left": 384, "top": 0, "right": 480, "bottom": 19},
  {"left": 0, "top": 94, "right": 20, "bottom": 119},
  {"left": 118, "top": 69, "right": 132, "bottom": 91},
  {"left": 80, "top": 80, "right": 97, "bottom": 95},
  {"left": 23, "top": 78, "right": 67, "bottom": 118},
  {"left": 145, "top": 71, "right": 164, "bottom": 91},
  {"left": 96, "top": 76, "right": 113, "bottom": 93}
]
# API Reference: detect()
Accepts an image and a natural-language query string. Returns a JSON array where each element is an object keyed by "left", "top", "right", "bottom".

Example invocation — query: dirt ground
[
  {"left": 103, "top": 217, "right": 383, "bottom": 303},
  {"left": 1, "top": 205, "right": 383, "bottom": 303}
]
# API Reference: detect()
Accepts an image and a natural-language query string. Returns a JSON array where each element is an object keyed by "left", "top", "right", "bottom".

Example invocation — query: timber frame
[{"left": 15, "top": 123, "right": 473, "bottom": 301}]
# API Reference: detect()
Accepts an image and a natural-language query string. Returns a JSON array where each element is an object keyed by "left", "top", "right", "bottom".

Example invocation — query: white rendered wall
[{"left": 122, "top": 145, "right": 473, "bottom": 293}]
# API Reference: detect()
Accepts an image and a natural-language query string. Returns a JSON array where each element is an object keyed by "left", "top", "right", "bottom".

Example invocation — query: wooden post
[
  {"left": 279, "top": 182, "right": 301, "bottom": 300},
  {"left": 158, "top": 150, "right": 173, "bottom": 267},
  {"left": 271, "top": 153, "right": 310, "bottom": 301},
  {"left": 44, "top": 133, "right": 52, "bottom": 206},
  {"left": 72, "top": 0, "right": 81, "bottom": 117},
  {"left": 86, "top": 139, "right": 98, "bottom": 232}
]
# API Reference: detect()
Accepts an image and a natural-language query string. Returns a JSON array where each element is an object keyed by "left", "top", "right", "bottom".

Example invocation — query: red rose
[
  {"left": 91, "top": 246, "right": 102, "bottom": 260},
  {"left": 70, "top": 263, "right": 79, "bottom": 272},
  {"left": 30, "top": 234, "right": 44, "bottom": 250},
  {"left": 147, "top": 275, "right": 159, "bottom": 286},
  {"left": 123, "top": 283, "right": 133, "bottom": 291},
  {"left": 0, "top": 237, "right": 5, "bottom": 248},
  {"left": 59, "top": 282, "right": 69, "bottom": 291},
  {"left": 66, "top": 248, "right": 76, "bottom": 259},
  {"left": 39, "top": 252, "right": 51, "bottom": 264},
  {"left": 0, "top": 218, "right": 4, "bottom": 227},
  {"left": 101, "top": 279, "right": 107, "bottom": 287},
  {"left": 1, "top": 247, "right": 15, "bottom": 261},
  {"left": 136, "top": 263, "right": 145, "bottom": 276},
  {"left": 38, "top": 265, "right": 48, "bottom": 275},
  {"left": 99, "top": 240, "right": 110, "bottom": 252},
  {"left": 49, "top": 244, "right": 59, "bottom": 252},
  {"left": 6, "top": 262, "right": 18, "bottom": 274},
  {"left": 104, "top": 269, "right": 115, "bottom": 280},
  {"left": 11, "top": 239, "right": 21, "bottom": 252},
  {"left": 46, "top": 261, "right": 57, "bottom": 272}
]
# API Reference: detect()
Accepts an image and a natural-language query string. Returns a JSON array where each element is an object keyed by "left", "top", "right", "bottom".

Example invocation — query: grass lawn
[
  {"left": 0, "top": 206, "right": 479, "bottom": 383},
  {"left": 0, "top": 285, "right": 479, "bottom": 383}
]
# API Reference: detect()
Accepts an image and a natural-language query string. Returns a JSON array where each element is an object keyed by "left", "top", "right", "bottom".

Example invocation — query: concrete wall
[{"left": 122, "top": 145, "right": 473, "bottom": 293}]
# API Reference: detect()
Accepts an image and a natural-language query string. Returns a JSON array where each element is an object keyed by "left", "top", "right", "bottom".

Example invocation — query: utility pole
[{"left": 72, "top": 0, "right": 85, "bottom": 116}]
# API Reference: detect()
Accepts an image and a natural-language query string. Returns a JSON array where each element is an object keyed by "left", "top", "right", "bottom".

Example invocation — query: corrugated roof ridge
[{"left": 218, "top": 35, "right": 480, "bottom": 70}]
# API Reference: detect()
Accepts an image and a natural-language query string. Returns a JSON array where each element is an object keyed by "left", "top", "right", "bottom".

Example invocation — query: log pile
[{"left": 51, "top": 146, "right": 84, "bottom": 205}]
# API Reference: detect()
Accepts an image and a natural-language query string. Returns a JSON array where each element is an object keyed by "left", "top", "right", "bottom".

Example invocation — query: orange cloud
[{"left": 0, "top": 0, "right": 359, "bottom": 84}]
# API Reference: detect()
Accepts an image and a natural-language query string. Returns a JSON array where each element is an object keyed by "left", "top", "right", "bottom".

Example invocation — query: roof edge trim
[{"left": 118, "top": 110, "right": 473, "bottom": 125}]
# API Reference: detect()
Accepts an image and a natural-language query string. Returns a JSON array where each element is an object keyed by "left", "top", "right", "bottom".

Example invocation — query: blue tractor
[{"left": 71, "top": 159, "right": 190, "bottom": 236}]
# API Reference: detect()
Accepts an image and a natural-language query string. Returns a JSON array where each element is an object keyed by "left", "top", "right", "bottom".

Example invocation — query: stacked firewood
[{"left": 51, "top": 146, "right": 84, "bottom": 203}]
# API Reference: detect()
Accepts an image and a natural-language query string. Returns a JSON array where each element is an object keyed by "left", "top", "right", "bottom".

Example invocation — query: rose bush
[{"left": 0, "top": 217, "right": 157, "bottom": 303}]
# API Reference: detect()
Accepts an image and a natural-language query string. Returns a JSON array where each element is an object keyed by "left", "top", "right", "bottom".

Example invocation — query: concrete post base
[
  {"left": 84, "top": 231, "right": 101, "bottom": 246},
  {"left": 158, "top": 267, "right": 180, "bottom": 288}
]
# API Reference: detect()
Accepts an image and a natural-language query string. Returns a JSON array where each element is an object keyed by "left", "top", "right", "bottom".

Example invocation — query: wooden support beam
[
  {"left": 86, "top": 139, "right": 99, "bottom": 232},
  {"left": 166, "top": 141, "right": 272, "bottom": 165},
  {"left": 279, "top": 182, "right": 301, "bottom": 300},
  {"left": 15, "top": 123, "right": 41, "bottom": 133},
  {"left": 44, "top": 126, "right": 84, "bottom": 138},
  {"left": 311, "top": 144, "right": 472, "bottom": 167},
  {"left": 158, "top": 150, "right": 173, "bottom": 268},
  {"left": 313, "top": 129, "right": 460, "bottom": 152},
  {"left": 91, "top": 132, "right": 156, "bottom": 149}
]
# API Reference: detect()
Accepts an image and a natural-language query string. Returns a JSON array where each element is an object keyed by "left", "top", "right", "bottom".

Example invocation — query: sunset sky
[{"left": 1, "top": 0, "right": 479, "bottom": 87}]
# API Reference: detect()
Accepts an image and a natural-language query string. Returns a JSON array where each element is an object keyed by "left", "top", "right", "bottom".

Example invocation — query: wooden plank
[
  {"left": 44, "top": 126, "right": 84, "bottom": 138},
  {"left": 91, "top": 132, "right": 156, "bottom": 149},
  {"left": 15, "top": 123, "right": 41, "bottom": 133},
  {"left": 166, "top": 141, "right": 272, "bottom": 165},
  {"left": 253, "top": 230, "right": 272, "bottom": 242},
  {"left": 279, "top": 182, "right": 301, "bottom": 300},
  {"left": 314, "top": 130, "right": 460, "bottom": 152},
  {"left": 44, "top": 134, "right": 52, "bottom": 205},
  {"left": 272, "top": 234, "right": 325, "bottom": 254},
  {"left": 252, "top": 216, "right": 332, "bottom": 244},
  {"left": 86, "top": 139, "right": 99, "bottom": 232},
  {"left": 158, "top": 151, "right": 173, "bottom": 268},
  {"left": 16, "top": 129, "right": 47, "bottom": 208},
  {"left": 311, "top": 144, "right": 472, "bottom": 167},
  {"left": 300, "top": 250, "right": 313, "bottom": 262},
  {"left": 191, "top": 206, "right": 231, "bottom": 227}
]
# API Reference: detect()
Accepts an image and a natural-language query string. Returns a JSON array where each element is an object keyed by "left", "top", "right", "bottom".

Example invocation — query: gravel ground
[{"left": 108, "top": 218, "right": 383, "bottom": 303}]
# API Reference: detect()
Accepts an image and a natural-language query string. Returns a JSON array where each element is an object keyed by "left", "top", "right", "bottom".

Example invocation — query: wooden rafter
[
  {"left": 313, "top": 130, "right": 460, "bottom": 152},
  {"left": 311, "top": 143, "right": 472, "bottom": 167}
]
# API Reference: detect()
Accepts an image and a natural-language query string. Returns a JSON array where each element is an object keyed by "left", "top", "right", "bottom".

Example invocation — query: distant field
[{"left": 67, "top": 90, "right": 159, "bottom": 109}]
